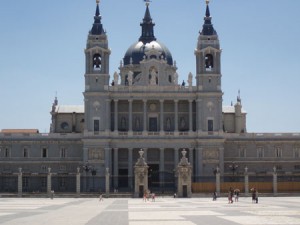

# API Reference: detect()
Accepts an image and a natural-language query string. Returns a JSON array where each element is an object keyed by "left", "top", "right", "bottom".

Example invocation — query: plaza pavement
[{"left": 0, "top": 196, "right": 300, "bottom": 225}]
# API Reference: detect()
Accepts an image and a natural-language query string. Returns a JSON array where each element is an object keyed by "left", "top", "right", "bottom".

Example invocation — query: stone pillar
[
  {"left": 176, "top": 149, "right": 192, "bottom": 198},
  {"left": 273, "top": 166, "right": 278, "bottom": 196},
  {"left": 47, "top": 167, "right": 52, "bottom": 197},
  {"left": 196, "top": 147, "right": 203, "bottom": 177},
  {"left": 114, "top": 100, "right": 118, "bottom": 132},
  {"left": 160, "top": 148, "right": 165, "bottom": 189},
  {"left": 189, "top": 100, "right": 193, "bottom": 132},
  {"left": 113, "top": 148, "right": 119, "bottom": 189},
  {"left": 134, "top": 149, "right": 149, "bottom": 198},
  {"left": 76, "top": 167, "right": 81, "bottom": 196},
  {"left": 189, "top": 148, "right": 194, "bottom": 166},
  {"left": 128, "top": 99, "right": 133, "bottom": 133},
  {"left": 105, "top": 168, "right": 110, "bottom": 197},
  {"left": 105, "top": 99, "right": 111, "bottom": 132},
  {"left": 196, "top": 99, "right": 202, "bottom": 131},
  {"left": 244, "top": 166, "right": 249, "bottom": 195},
  {"left": 160, "top": 100, "right": 164, "bottom": 134},
  {"left": 128, "top": 148, "right": 133, "bottom": 191},
  {"left": 174, "top": 100, "right": 178, "bottom": 132},
  {"left": 216, "top": 167, "right": 221, "bottom": 195},
  {"left": 143, "top": 100, "right": 147, "bottom": 134},
  {"left": 174, "top": 148, "right": 179, "bottom": 170},
  {"left": 18, "top": 168, "right": 22, "bottom": 197}
]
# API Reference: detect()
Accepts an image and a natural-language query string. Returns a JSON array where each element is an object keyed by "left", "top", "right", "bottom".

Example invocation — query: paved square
[{"left": 0, "top": 197, "right": 300, "bottom": 225}]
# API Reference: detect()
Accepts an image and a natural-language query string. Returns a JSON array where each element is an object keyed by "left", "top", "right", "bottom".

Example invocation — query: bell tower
[
  {"left": 84, "top": 0, "right": 111, "bottom": 133},
  {"left": 195, "top": 0, "right": 223, "bottom": 132}
]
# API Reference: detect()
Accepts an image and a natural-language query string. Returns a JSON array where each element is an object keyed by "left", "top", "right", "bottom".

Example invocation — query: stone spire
[
  {"left": 201, "top": 0, "right": 217, "bottom": 36},
  {"left": 139, "top": 1, "right": 157, "bottom": 44},
  {"left": 90, "top": 0, "right": 105, "bottom": 35}
]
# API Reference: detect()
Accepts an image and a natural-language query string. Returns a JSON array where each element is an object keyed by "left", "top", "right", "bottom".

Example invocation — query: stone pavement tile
[
  {"left": 130, "top": 221, "right": 196, "bottom": 225},
  {"left": 219, "top": 216, "right": 300, "bottom": 225}
]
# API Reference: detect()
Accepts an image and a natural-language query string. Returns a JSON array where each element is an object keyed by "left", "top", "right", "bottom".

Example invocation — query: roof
[
  {"left": 54, "top": 105, "right": 84, "bottom": 114},
  {"left": 223, "top": 106, "right": 246, "bottom": 114},
  {"left": 1, "top": 129, "right": 39, "bottom": 134}
]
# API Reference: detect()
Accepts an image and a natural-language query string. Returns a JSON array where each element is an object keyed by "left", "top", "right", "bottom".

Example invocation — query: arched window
[
  {"left": 93, "top": 53, "right": 102, "bottom": 70},
  {"left": 205, "top": 54, "right": 214, "bottom": 71}
]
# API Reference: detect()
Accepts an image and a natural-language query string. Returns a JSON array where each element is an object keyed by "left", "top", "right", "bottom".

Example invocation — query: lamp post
[
  {"left": 229, "top": 162, "right": 238, "bottom": 181},
  {"left": 82, "top": 162, "right": 96, "bottom": 192}
]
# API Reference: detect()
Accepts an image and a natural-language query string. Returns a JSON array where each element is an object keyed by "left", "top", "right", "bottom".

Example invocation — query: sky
[{"left": 0, "top": 0, "right": 299, "bottom": 133}]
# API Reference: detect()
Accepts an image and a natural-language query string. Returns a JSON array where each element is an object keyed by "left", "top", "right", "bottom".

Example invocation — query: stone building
[{"left": 0, "top": 1, "right": 299, "bottom": 195}]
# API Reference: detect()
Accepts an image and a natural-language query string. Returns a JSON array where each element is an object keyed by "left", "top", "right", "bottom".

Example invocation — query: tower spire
[
  {"left": 91, "top": 0, "right": 105, "bottom": 35},
  {"left": 139, "top": 1, "right": 156, "bottom": 44},
  {"left": 201, "top": 0, "right": 217, "bottom": 36}
]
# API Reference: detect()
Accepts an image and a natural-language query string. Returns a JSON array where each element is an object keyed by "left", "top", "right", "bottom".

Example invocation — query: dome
[{"left": 123, "top": 40, "right": 173, "bottom": 66}]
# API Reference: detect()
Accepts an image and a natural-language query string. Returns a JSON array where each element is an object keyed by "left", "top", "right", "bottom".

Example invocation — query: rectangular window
[
  {"left": 59, "top": 178, "right": 66, "bottom": 188},
  {"left": 294, "top": 148, "right": 300, "bottom": 158},
  {"left": 239, "top": 148, "right": 246, "bottom": 158},
  {"left": 61, "top": 148, "right": 66, "bottom": 158},
  {"left": 59, "top": 165, "right": 66, "bottom": 172},
  {"left": 208, "top": 120, "right": 213, "bottom": 132},
  {"left": 257, "top": 147, "right": 264, "bottom": 158},
  {"left": 94, "top": 120, "right": 100, "bottom": 132},
  {"left": 42, "top": 148, "right": 47, "bottom": 158},
  {"left": 23, "top": 148, "right": 29, "bottom": 158},
  {"left": 5, "top": 148, "right": 10, "bottom": 158},
  {"left": 275, "top": 147, "right": 282, "bottom": 158}
]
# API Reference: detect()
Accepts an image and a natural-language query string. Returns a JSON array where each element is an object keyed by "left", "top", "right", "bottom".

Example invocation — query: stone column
[
  {"left": 189, "top": 100, "right": 193, "bottom": 132},
  {"left": 216, "top": 167, "right": 221, "bottom": 195},
  {"left": 105, "top": 168, "right": 110, "bottom": 197},
  {"left": 105, "top": 99, "right": 111, "bottom": 132},
  {"left": 160, "top": 148, "right": 165, "bottom": 189},
  {"left": 128, "top": 99, "right": 133, "bottom": 134},
  {"left": 174, "top": 148, "right": 179, "bottom": 170},
  {"left": 189, "top": 148, "right": 194, "bottom": 166},
  {"left": 160, "top": 100, "right": 164, "bottom": 134},
  {"left": 143, "top": 100, "right": 147, "bottom": 134},
  {"left": 273, "top": 166, "right": 278, "bottom": 196},
  {"left": 113, "top": 148, "right": 119, "bottom": 189},
  {"left": 196, "top": 99, "right": 202, "bottom": 131},
  {"left": 174, "top": 100, "right": 178, "bottom": 132},
  {"left": 196, "top": 147, "right": 203, "bottom": 177},
  {"left": 18, "top": 168, "right": 22, "bottom": 197},
  {"left": 128, "top": 148, "right": 133, "bottom": 191},
  {"left": 244, "top": 167, "right": 249, "bottom": 195},
  {"left": 76, "top": 167, "right": 81, "bottom": 196},
  {"left": 114, "top": 99, "right": 118, "bottom": 132},
  {"left": 47, "top": 167, "right": 52, "bottom": 197}
]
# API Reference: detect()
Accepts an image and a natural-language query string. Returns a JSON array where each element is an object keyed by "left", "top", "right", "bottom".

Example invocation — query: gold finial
[
  {"left": 206, "top": 0, "right": 210, "bottom": 5},
  {"left": 96, "top": 0, "right": 100, "bottom": 4},
  {"left": 145, "top": 0, "right": 151, "bottom": 6}
]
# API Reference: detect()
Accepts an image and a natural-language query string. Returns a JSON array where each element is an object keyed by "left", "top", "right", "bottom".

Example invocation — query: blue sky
[{"left": 0, "top": 0, "right": 299, "bottom": 133}]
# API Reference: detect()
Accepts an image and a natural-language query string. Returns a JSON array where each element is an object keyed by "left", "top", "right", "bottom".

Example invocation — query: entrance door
[
  {"left": 183, "top": 185, "right": 188, "bottom": 198},
  {"left": 148, "top": 164, "right": 159, "bottom": 188},
  {"left": 118, "top": 169, "right": 128, "bottom": 189},
  {"left": 149, "top": 118, "right": 158, "bottom": 132},
  {"left": 139, "top": 185, "right": 144, "bottom": 198}
]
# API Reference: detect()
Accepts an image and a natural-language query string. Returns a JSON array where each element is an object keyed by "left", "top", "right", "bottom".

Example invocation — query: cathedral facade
[{"left": 0, "top": 1, "right": 299, "bottom": 194}]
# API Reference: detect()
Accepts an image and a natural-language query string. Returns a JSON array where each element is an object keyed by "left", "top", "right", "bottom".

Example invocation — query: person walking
[{"left": 99, "top": 194, "right": 103, "bottom": 201}]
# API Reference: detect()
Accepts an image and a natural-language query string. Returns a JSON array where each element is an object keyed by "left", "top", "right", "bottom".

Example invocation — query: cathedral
[{"left": 0, "top": 1, "right": 299, "bottom": 195}]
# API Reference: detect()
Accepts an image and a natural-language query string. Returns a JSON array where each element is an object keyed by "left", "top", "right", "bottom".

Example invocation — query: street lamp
[
  {"left": 229, "top": 162, "right": 238, "bottom": 181},
  {"left": 82, "top": 162, "right": 96, "bottom": 192}
]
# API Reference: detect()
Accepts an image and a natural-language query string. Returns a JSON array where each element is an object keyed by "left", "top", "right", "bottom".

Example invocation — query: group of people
[
  {"left": 143, "top": 190, "right": 156, "bottom": 202},
  {"left": 227, "top": 187, "right": 240, "bottom": 203},
  {"left": 251, "top": 187, "right": 259, "bottom": 203}
]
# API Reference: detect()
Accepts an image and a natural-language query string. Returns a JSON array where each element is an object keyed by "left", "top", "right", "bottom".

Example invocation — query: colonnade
[{"left": 109, "top": 99, "right": 198, "bottom": 132}]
